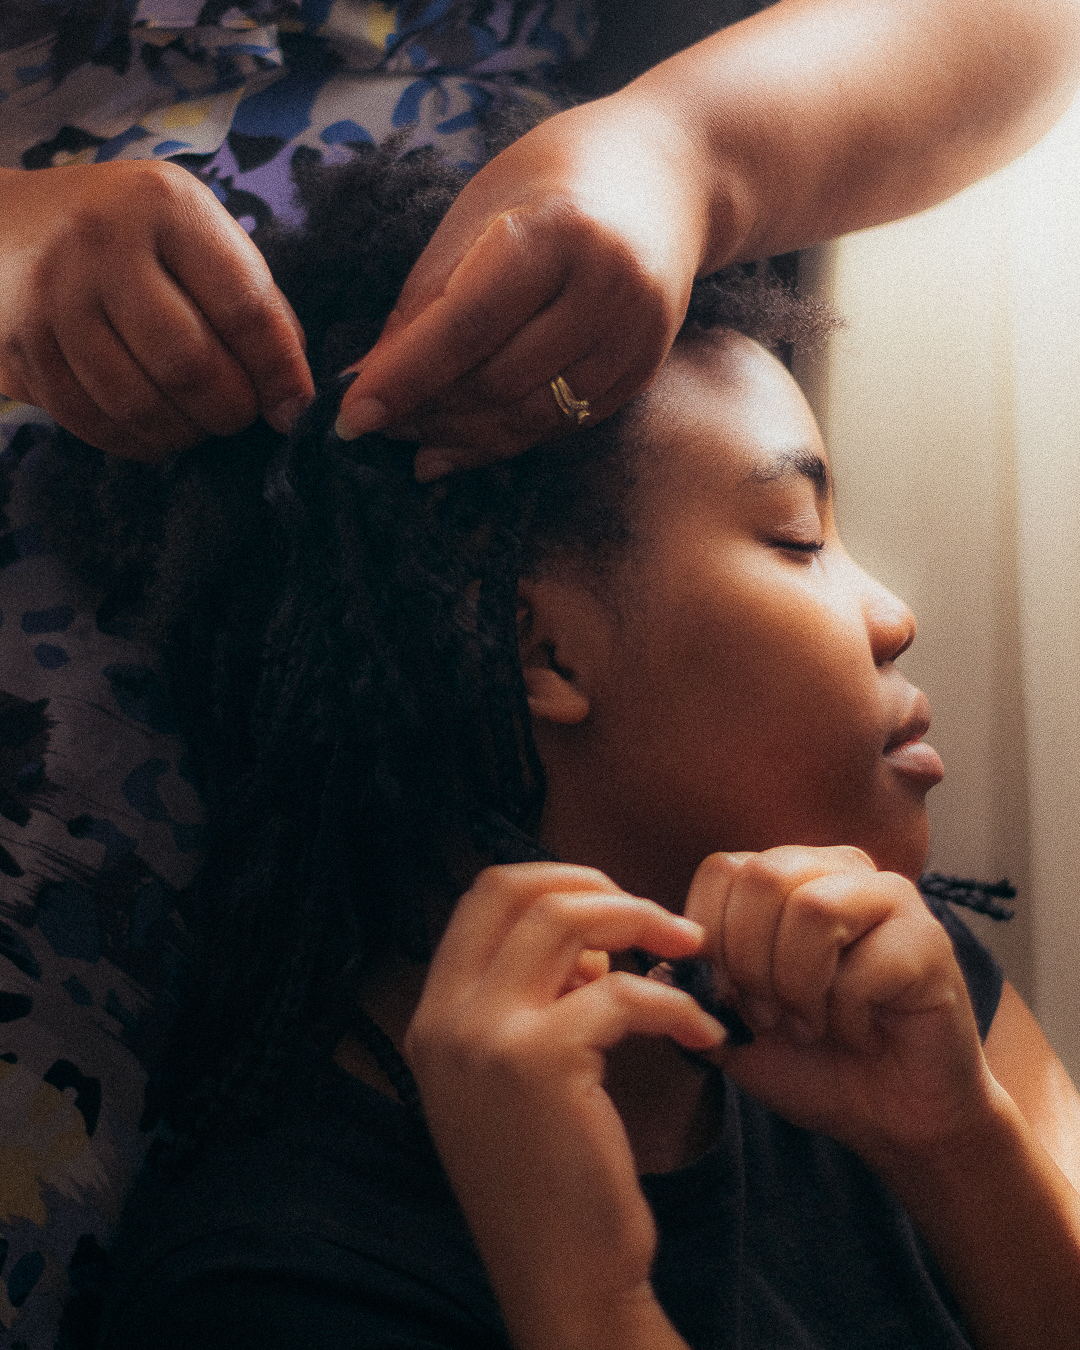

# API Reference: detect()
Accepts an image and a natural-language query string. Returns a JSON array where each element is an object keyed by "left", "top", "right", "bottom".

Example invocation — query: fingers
[
  {"left": 431, "top": 863, "right": 628, "bottom": 988},
  {"left": 0, "top": 160, "right": 313, "bottom": 459},
  {"left": 160, "top": 195, "right": 314, "bottom": 434},
  {"left": 5, "top": 322, "right": 172, "bottom": 462},
  {"left": 335, "top": 203, "right": 682, "bottom": 472},
  {"left": 337, "top": 209, "right": 569, "bottom": 440},
  {"left": 399, "top": 339, "right": 647, "bottom": 480},
  {"left": 434, "top": 862, "right": 703, "bottom": 1001},
  {"left": 548, "top": 971, "right": 726, "bottom": 1058},
  {"left": 393, "top": 255, "right": 669, "bottom": 470},
  {"left": 483, "top": 886, "right": 703, "bottom": 1005},
  {"left": 408, "top": 862, "right": 722, "bottom": 1081},
  {"left": 686, "top": 845, "right": 936, "bottom": 1047},
  {"left": 100, "top": 261, "right": 259, "bottom": 438},
  {"left": 825, "top": 899, "right": 960, "bottom": 1052}
]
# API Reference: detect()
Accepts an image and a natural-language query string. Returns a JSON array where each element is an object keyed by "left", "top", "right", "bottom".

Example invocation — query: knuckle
[
  {"left": 532, "top": 890, "right": 582, "bottom": 930},
  {"left": 484, "top": 1018, "right": 540, "bottom": 1075},
  {"left": 791, "top": 885, "right": 843, "bottom": 929},
  {"left": 828, "top": 844, "right": 877, "bottom": 872},
  {"left": 739, "top": 851, "right": 792, "bottom": 892},
  {"left": 126, "top": 159, "right": 195, "bottom": 211},
  {"left": 70, "top": 163, "right": 184, "bottom": 244},
  {"left": 606, "top": 969, "right": 645, "bottom": 1000},
  {"left": 216, "top": 284, "right": 272, "bottom": 337}
]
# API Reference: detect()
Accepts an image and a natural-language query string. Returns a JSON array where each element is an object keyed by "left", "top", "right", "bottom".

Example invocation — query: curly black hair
[{"left": 33, "top": 137, "right": 837, "bottom": 1150}]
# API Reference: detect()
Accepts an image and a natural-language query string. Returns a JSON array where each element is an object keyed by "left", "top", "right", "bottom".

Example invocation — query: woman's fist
[{"left": 686, "top": 846, "right": 997, "bottom": 1164}]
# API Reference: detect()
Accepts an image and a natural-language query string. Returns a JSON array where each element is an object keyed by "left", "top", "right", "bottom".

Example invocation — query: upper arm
[{"left": 984, "top": 980, "right": 1080, "bottom": 1190}]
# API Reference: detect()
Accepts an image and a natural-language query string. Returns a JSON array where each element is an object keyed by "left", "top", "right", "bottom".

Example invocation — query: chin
[{"left": 861, "top": 812, "right": 930, "bottom": 883}]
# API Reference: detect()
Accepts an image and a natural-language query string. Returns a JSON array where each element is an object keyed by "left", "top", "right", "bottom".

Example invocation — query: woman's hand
[
  {"left": 404, "top": 862, "right": 720, "bottom": 1350},
  {"left": 686, "top": 846, "right": 995, "bottom": 1167},
  {"left": 0, "top": 161, "right": 313, "bottom": 460},
  {"left": 338, "top": 0, "right": 1080, "bottom": 482},
  {"left": 335, "top": 93, "right": 718, "bottom": 480}
]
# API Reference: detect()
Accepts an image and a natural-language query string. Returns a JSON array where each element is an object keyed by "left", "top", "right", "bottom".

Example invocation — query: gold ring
[{"left": 550, "top": 375, "right": 591, "bottom": 425}]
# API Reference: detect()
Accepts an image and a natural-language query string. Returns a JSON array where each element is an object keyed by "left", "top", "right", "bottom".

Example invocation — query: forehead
[{"left": 634, "top": 330, "right": 827, "bottom": 499}]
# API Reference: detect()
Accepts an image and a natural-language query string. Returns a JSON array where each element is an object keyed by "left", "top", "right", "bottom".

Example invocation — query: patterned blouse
[{"left": 0, "top": 5, "right": 594, "bottom": 1346}]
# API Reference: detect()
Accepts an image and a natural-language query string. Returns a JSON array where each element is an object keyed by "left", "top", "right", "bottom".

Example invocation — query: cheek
[{"left": 608, "top": 577, "right": 886, "bottom": 848}]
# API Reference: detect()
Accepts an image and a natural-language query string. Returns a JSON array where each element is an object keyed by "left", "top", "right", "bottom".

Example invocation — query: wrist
[
  {"left": 866, "top": 1070, "right": 1023, "bottom": 1204},
  {"left": 603, "top": 81, "right": 751, "bottom": 277}
]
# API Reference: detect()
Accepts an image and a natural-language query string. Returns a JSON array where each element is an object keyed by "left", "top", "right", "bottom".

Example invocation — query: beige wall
[{"left": 796, "top": 91, "right": 1080, "bottom": 1078}]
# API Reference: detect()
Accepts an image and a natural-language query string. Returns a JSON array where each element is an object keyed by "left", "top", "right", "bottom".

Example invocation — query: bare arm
[
  {"left": 873, "top": 984, "right": 1080, "bottom": 1350},
  {"left": 647, "top": 0, "right": 1080, "bottom": 269},
  {"left": 337, "top": 0, "right": 1080, "bottom": 466}
]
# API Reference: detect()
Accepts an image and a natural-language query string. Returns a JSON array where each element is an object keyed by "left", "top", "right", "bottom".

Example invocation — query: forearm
[
  {"left": 617, "top": 0, "right": 1080, "bottom": 269},
  {"left": 486, "top": 1272, "right": 690, "bottom": 1350},
  {"left": 874, "top": 1078, "right": 1080, "bottom": 1350}
]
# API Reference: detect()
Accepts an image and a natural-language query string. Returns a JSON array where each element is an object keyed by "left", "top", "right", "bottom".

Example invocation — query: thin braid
[
  {"left": 918, "top": 872, "right": 1016, "bottom": 921},
  {"left": 475, "top": 515, "right": 546, "bottom": 835}
]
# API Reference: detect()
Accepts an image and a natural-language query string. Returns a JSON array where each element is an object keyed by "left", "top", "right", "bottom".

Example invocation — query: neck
[{"left": 539, "top": 796, "right": 694, "bottom": 915}]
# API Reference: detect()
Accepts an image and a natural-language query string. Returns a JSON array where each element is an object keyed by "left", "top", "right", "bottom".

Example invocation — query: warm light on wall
[{"left": 800, "top": 90, "right": 1080, "bottom": 1078}]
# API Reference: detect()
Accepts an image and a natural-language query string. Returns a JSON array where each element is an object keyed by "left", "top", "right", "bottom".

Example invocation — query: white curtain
[{"left": 798, "top": 92, "right": 1080, "bottom": 1078}]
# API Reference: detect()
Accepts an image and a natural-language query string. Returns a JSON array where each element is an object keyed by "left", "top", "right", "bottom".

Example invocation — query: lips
[{"left": 883, "top": 691, "right": 944, "bottom": 787}]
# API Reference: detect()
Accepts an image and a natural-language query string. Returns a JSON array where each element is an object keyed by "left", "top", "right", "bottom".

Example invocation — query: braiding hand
[
  {"left": 686, "top": 846, "right": 998, "bottom": 1168},
  {"left": 334, "top": 92, "right": 718, "bottom": 481},
  {"left": 0, "top": 161, "right": 313, "bottom": 460},
  {"left": 404, "top": 862, "right": 719, "bottom": 1350}
]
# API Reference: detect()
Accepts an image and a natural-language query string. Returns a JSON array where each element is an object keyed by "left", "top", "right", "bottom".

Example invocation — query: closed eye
[{"left": 774, "top": 538, "right": 825, "bottom": 555}]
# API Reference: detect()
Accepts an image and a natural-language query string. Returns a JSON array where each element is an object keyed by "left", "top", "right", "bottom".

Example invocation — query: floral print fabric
[{"left": 0, "top": 4, "right": 594, "bottom": 1345}]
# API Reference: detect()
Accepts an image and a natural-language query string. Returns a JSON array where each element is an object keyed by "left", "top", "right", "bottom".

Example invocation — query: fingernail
[
  {"left": 700, "top": 1015, "right": 729, "bottom": 1049},
  {"left": 745, "top": 996, "right": 778, "bottom": 1031},
  {"left": 266, "top": 395, "right": 311, "bottom": 434},
  {"left": 414, "top": 450, "right": 459, "bottom": 483},
  {"left": 334, "top": 396, "right": 389, "bottom": 442}
]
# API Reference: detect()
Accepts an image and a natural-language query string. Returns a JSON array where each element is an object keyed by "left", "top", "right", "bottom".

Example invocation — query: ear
[{"left": 518, "top": 576, "right": 609, "bottom": 726}]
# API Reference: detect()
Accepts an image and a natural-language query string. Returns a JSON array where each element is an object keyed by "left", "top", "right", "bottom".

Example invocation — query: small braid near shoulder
[
  {"left": 34, "top": 134, "right": 839, "bottom": 1150},
  {"left": 918, "top": 873, "right": 1016, "bottom": 921}
]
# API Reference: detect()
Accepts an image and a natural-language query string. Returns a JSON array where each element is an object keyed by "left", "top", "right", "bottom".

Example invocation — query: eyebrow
[{"left": 743, "top": 450, "right": 830, "bottom": 499}]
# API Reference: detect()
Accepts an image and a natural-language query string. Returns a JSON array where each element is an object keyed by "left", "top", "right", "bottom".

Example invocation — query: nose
[{"left": 862, "top": 574, "right": 916, "bottom": 666}]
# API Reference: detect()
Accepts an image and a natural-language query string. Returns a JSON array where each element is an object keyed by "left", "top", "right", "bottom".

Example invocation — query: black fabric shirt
[{"left": 100, "top": 898, "right": 1002, "bottom": 1350}]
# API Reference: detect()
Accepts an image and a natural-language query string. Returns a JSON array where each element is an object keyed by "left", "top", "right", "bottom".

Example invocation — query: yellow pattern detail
[
  {"left": 364, "top": 2, "right": 397, "bottom": 49},
  {"left": 162, "top": 98, "right": 213, "bottom": 130},
  {"left": 0, "top": 1146, "right": 50, "bottom": 1227}
]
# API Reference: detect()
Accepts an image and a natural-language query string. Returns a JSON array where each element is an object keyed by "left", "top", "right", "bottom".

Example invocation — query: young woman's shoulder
[{"left": 99, "top": 1062, "right": 508, "bottom": 1350}]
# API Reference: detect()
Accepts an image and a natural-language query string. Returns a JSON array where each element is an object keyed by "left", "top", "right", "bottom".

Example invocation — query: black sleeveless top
[{"left": 99, "top": 898, "right": 1000, "bottom": 1350}]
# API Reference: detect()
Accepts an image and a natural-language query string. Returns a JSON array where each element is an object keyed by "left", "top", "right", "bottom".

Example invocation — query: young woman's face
[{"left": 533, "top": 331, "right": 942, "bottom": 903}]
